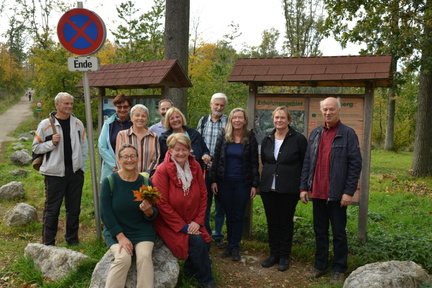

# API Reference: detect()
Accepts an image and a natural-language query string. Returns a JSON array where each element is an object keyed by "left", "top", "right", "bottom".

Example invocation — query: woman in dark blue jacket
[
  {"left": 259, "top": 107, "right": 307, "bottom": 272},
  {"left": 159, "top": 107, "right": 211, "bottom": 168},
  {"left": 210, "top": 108, "right": 259, "bottom": 262}
]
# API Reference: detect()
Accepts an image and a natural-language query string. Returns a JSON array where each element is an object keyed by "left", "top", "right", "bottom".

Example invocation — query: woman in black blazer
[{"left": 259, "top": 107, "right": 307, "bottom": 272}]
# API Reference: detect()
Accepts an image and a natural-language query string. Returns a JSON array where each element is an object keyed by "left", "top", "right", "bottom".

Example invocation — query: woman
[
  {"left": 116, "top": 104, "right": 160, "bottom": 174},
  {"left": 210, "top": 108, "right": 259, "bottom": 261},
  {"left": 159, "top": 107, "right": 211, "bottom": 168},
  {"left": 260, "top": 107, "right": 307, "bottom": 271},
  {"left": 100, "top": 144, "right": 158, "bottom": 288},
  {"left": 152, "top": 133, "right": 217, "bottom": 288},
  {"left": 98, "top": 94, "right": 133, "bottom": 182}
]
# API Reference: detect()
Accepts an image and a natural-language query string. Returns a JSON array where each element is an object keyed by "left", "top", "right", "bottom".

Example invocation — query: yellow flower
[{"left": 132, "top": 185, "right": 162, "bottom": 204}]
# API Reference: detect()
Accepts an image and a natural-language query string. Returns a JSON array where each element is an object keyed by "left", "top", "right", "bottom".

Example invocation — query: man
[
  {"left": 299, "top": 97, "right": 362, "bottom": 285},
  {"left": 196, "top": 92, "right": 228, "bottom": 248},
  {"left": 150, "top": 99, "right": 173, "bottom": 137},
  {"left": 32, "top": 92, "right": 88, "bottom": 246}
]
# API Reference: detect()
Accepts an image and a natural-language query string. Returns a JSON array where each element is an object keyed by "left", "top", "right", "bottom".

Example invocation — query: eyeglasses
[
  {"left": 116, "top": 105, "right": 130, "bottom": 110},
  {"left": 119, "top": 155, "right": 137, "bottom": 160}
]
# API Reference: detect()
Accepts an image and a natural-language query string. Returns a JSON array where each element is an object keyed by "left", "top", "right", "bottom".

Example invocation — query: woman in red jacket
[{"left": 152, "top": 133, "right": 217, "bottom": 288}]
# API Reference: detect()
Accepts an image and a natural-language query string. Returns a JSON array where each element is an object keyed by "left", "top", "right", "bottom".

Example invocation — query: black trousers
[
  {"left": 261, "top": 192, "right": 299, "bottom": 258},
  {"left": 42, "top": 165, "right": 84, "bottom": 245}
]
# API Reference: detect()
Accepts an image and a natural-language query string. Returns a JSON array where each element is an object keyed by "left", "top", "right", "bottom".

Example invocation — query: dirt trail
[{"left": 0, "top": 94, "right": 33, "bottom": 145}]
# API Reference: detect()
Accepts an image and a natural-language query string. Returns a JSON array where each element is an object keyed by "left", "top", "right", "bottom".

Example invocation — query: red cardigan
[{"left": 152, "top": 152, "right": 210, "bottom": 259}]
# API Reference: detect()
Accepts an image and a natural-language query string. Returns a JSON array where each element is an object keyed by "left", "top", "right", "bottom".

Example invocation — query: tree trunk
[
  {"left": 412, "top": 3, "right": 432, "bottom": 176},
  {"left": 164, "top": 0, "right": 190, "bottom": 113},
  {"left": 384, "top": 57, "right": 399, "bottom": 151}
]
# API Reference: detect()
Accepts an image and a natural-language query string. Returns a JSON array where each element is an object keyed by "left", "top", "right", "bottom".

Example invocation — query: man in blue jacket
[{"left": 300, "top": 97, "right": 362, "bottom": 285}]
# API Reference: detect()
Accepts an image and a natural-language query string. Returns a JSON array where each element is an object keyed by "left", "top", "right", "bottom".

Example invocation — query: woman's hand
[
  {"left": 250, "top": 187, "right": 257, "bottom": 199},
  {"left": 116, "top": 233, "right": 133, "bottom": 255},
  {"left": 202, "top": 154, "right": 211, "bottom": 165},
  {"left": 140, "top": 200, "right": 153, "bottom": 217},
  {"left": 188, "top": 221, "right": 201, "bottom": 235},
  {"left": 211, "top": 183, "right": 218, "bottom": 195},
  {"left": 300, "top": 191, "right": 310, "bottom": 204}
]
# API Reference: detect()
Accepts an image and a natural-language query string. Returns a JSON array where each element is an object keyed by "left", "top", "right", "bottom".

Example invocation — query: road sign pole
[{"left": 83, "top": 71, "right": 102, "bottom": 240}]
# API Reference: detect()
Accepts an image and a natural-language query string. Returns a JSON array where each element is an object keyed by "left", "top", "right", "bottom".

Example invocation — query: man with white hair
[
  {"left": 197, "top": 92, "right": 228, "bottom": 248},
  {"left": 32, "top": 92, "right": 88, "bottom": 246}
]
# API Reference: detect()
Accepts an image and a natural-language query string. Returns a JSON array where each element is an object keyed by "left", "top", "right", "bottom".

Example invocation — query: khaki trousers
[{"left": 105, "top": 241, "right": 154, "bottom": 288}]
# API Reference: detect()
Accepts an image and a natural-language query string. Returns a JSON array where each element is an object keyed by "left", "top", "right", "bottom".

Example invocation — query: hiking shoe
[
  {"left": 278, "top": 257, "right": 290, "bottom": 272},
  {"left": 231, "top": 248, "right": 241, "bottom": 261},
  {"left": 261, "top": 255, "right": 279, "bottom": 268},
  {"left": 306, "top": 267, "right": 327, "bottom": 278},
  {"left": 330, "top": 271, "right": 345, "bottom": 285},
  {"left": 221, "top": 248, "right": 231, "bottom": 258}
]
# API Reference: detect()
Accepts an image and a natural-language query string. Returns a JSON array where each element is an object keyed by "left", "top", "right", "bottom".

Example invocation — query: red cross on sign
[{"left": 57, "top": 8, "right": 106, "bottom": 56}]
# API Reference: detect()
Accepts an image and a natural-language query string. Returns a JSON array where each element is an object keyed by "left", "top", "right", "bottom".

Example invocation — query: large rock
[
  {"left": 0, "top": 181, "right": 25, "bottom": 200},
  {"left": 89, "top": 237, "right": 179, "bottom": 288},
  {"left": 9, "top": 169, "right": 28, "bottom": 176},
  {"left": 24, "top": 243, "right": 91, "bottom": 281},
  {"left": 344, "top": 260, "right": 432, "bottom": 288},
  {"left": 17, "top": 132, "right": 34, "bottom": 141},
  {"left": 9, "top": 150, "right": 32, "bottom": 166},
  {"left": 3, "top": 202, "right": 38, "bottom": 226}
]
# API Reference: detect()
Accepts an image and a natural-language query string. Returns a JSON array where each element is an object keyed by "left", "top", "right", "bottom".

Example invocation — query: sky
[{"left": 1, "top": 0, "right": 363, "bottom": 56}]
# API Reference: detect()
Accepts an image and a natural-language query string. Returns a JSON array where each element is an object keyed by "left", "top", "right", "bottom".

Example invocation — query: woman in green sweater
[{"left": 100, "top": 144, "right": 158, "bottom": 288}]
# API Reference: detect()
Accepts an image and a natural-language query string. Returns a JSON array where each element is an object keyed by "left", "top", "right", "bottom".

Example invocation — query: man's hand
[
  {"left": 340, "top": 194, "right": 352, "bottom": 207},
  {"left": 300, "top": 191, "right": 310, "bottom": 204}
]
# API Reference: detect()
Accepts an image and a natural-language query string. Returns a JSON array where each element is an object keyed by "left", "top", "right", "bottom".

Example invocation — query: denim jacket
[{"left": 299, "top": 121, "right": 362, "bottom": 201}]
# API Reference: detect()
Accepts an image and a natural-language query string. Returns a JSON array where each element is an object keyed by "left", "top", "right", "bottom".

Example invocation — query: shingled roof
[
  {"left": 228, "top": 55, "right": 393, "bottom": 87},
  {"left": 76, "top": 59, "right": 192, "bottom": 89}
]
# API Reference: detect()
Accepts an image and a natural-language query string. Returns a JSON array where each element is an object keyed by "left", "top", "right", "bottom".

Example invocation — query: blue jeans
[
  {"left": 204, "top": 173, "right": 225, "bottom": 240},
  {"left": 183, "top": 234, "right": 215, "bottom": 285},
  {"left": 312, "top": 199, "right": 348, "bottom": 273},
  {"left": 217, "top": 177, "right": 250, "bottom": 250}
]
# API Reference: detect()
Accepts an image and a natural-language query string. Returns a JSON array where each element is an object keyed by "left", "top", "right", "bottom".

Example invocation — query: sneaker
[
  {"left": 215, "top": 239, "right": 226, "bottom": 249},
  {"left": 330, "top": 271, "right": 345, "bottom": 285},
  {"left": 278, "top": 257, "right": 289, "bottom": 272},
  {"left": 306, "top": 267, "right": 327, "bottom": 279},
  {"left": 221, "top": 248, "right": 231, "bottom": 258},
  {"left": 261, "top": 255, "right": 279, "bottom": 268},
  {"left": 231, "top": 248, "right": 241, "bottom": 261}
]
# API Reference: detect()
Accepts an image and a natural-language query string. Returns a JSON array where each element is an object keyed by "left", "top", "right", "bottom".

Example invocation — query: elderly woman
[
  {"left": 98, "top": 94, "right": 133, "bottom": 182},
  {"left": 210, "top": 108, "right": 259, "bottom": 262},
  {"left": 159, "top": 107, "right": 211, "bottom": 168},
  {"left": 152, "top": 133, "right": 217, "bottom": 288},
  {"left": 100, "top": 144, "right": 158, "bottom": 288},
  {"left": 116, "top": 104, "right": 160, "bottom": 174},
  {"left": 259, "top": 107, "right": 307, "bottom": 271}
]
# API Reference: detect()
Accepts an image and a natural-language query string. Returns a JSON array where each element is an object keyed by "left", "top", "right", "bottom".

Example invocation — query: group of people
[{"left": 32, "top": 91, "right": 362, "bottom": 287}]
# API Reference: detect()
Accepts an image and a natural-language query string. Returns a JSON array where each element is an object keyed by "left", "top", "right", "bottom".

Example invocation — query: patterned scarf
[{"left": 171, "top": 156, "right": 193, "bottom": 195}]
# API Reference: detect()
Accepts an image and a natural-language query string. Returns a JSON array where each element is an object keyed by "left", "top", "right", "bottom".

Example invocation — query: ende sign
[{"left": 67, "top": 56, "right": 100, "bottom": 71}]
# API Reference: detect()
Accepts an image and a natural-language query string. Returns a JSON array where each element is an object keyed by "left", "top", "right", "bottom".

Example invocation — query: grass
[{"left": 0, "top": 117, "right": 431, "bottom": 287}]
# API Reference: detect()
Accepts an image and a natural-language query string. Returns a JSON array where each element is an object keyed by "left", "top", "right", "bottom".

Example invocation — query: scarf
[{"left": 171, "top": 156, "right": 193, "bottom": 195}]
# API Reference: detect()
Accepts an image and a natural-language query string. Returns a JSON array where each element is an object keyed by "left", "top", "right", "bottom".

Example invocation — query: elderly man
[
  {"left": 299, "top": 97, "right": 362, "bottom": 285},
  {"left": 197, "top": 92, "right": 228, "bottom": 248},
  {"left": 32, "top": 92, "right": 88, "bottom": 246},
  {"left": 150, "top": 99, "right": 173, "bottom": 137}
]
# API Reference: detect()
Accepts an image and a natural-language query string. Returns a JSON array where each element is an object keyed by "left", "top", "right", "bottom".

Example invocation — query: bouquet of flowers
[{"left": 132, "top": 185, "right": 162, "bottom": 204}]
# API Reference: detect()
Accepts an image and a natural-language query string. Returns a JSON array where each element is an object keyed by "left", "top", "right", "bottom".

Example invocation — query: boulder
[
  {"left": 9, "top": 150, "right": 32, "bottom": 166},
  {"left": 9, "top": 169, "right": 28, "bottom": 176},
  {"left": 0, "top": 181, "right": 25, "bottom": 200},
  {"left": 343, "top": 260, "right": 432, "bottom": 288},
  {"left": 89, "top": 237, "right": 179, "bottom": 288},
  {"left": 3, "top": 202, "right": 38, "bottom": 226},
  {"left": 18, "top": 132, "right": 34, "bottom": 141},
  {"left": 12, "top": 143, "right": 25, "bottom": 150},
  {"left": 24, "top": 243, "right": 91, "bottom": 281}
]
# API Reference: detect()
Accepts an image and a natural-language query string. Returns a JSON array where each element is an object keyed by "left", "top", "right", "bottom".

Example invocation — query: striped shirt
[
  {"left": 115, "top": 127, "right": 160, "bottom": 172},
  {"left": 196, "top": 114, "right": 228, "bottom": 156}
]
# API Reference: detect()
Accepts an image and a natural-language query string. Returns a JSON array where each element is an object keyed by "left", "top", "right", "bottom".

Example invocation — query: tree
[
  {"left": 164, "top": 0, "right": 190, "bottom": 113},
  {"left": 322, "top": 0, "right": 422, "bottom": 151},
  {"left": 282, "top": 0, "right": 325, "bottom": 56},
  {"left": 411, "top": 0, "right": 432, "bottom": 177}
]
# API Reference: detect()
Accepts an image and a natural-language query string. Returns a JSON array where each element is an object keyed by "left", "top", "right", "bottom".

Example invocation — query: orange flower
[{"left": 132, "top": 185, "right": 162, "bottom": 204}]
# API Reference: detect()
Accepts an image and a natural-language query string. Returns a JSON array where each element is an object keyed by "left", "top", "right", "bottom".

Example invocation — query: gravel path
[{"left": 0, "top": 94, "right": 33, "bottom": 144}]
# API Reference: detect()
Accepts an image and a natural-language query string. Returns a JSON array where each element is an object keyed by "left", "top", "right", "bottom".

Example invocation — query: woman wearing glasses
[
  {"left": 98, "top": 94, "right": 133, "bottom": 182},
  {"left": 116, "top": 104, "right": 160, "bottom": 174},
  {"left": 100, "top": 144, "right": 158, "bottom": 288}
]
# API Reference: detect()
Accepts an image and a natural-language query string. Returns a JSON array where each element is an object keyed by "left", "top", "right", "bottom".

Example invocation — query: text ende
[{"left": 74, "top": 60, "right": 93, "bottom": 68}]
